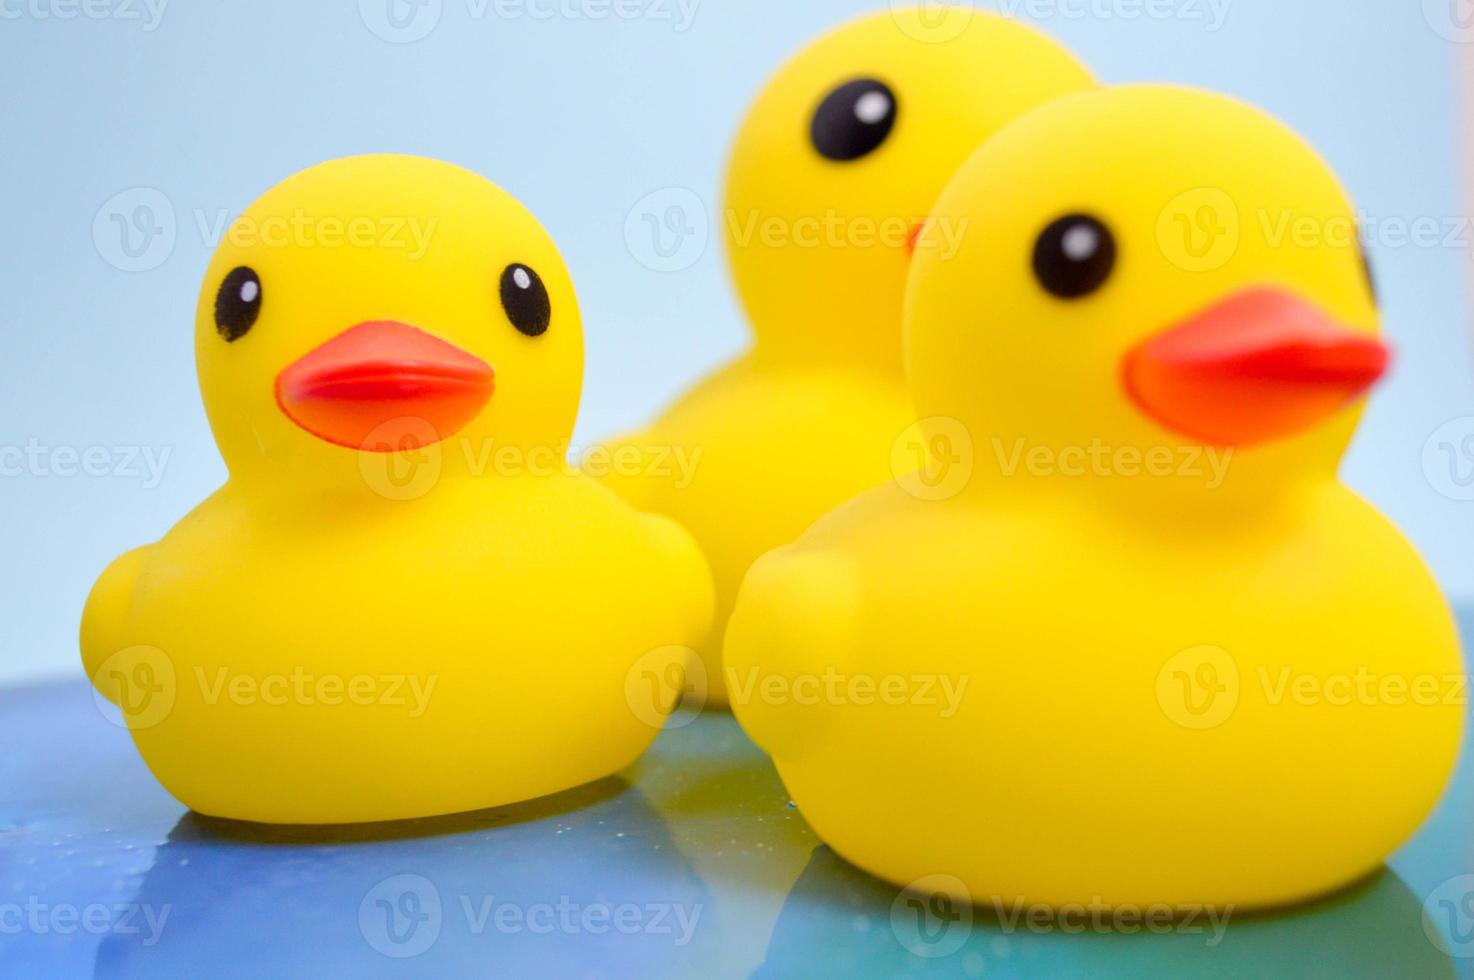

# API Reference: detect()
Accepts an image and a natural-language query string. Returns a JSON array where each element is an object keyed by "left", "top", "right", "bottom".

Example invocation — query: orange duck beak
[
  {"left": 275, "top": 321, "right": 494, "bottom": 451},
  {"left": 1121, "top": 288, "right": 1389, "bottom": 447}
]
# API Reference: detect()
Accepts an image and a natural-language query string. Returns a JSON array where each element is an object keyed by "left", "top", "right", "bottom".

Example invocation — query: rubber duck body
[
  {"left": 603, "top": 10, "right": 1094, "bottom": 704},
  {"left": 726, "top": 86, "right": 1463, "bottom": 909},
  {"left": 82, "top": 155, "right": 712, "bottom": 824}
]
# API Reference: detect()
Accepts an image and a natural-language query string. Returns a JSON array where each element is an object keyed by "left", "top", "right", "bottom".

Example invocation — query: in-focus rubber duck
[
  {"left": 81, "top": 155, "right": 712, "bottom": 824},
  {"left": 601, "top": 9, "right": 1094, "bottom": 703},
  {"left": 726, "top": 86, "right": 1463, "bottom": 908}
]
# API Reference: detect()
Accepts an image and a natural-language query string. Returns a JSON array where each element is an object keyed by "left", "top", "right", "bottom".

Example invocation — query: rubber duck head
[
  {"left": 724, "top": 9, "right": 1093, "bottom": 372},
  {"left": 194, "top": 155, "right": 582, "bottom": 488},
  {"left": 905, "top": 85, "right": 1386, "bottom": 499}
]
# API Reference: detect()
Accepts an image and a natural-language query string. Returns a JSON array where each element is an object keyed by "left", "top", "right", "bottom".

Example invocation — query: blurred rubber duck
[
  {"left": 726, "top": 86, "right": 1463, "bottom": 908},
  {"left": 601, "top": 9, "right": 1094, "bottom": 703},
  {"left": 81, "top": 155, "right": 712, "bottom": 824}
]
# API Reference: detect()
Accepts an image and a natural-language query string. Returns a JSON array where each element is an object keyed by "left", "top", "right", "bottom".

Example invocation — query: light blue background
[{"left": 2, "top": 0, "right": 1472, "bottom": 682}]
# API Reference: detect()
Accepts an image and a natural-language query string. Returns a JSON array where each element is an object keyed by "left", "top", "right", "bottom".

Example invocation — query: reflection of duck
[
  {"left": 629, "top": 711, "right": 822, "bottom": 977},
  {"left": 727, "top": 85, "right": 1463, "bottom": 909},
  {"left": 754, "top": 847, "right": 1454, "bottom": 979},
  {"left": 599, "top": 11, "right": 1094, "bottom": 704},
  {"left": 81, "top": 155, "right": 712, "bottom": 823},
  {"left": 94, "top": 779, "right": 713, "bottom": 978}
]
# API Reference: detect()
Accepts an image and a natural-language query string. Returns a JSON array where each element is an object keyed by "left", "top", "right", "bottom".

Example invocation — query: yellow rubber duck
[
  {"left": 601, "top": 10, "right": 1094, "bottom": 703},
  {"left": 726, "top": 86, "right": 1464, "bottom": 909},
  {"left": 81, "top": 155, "right": 712, "bottom": 824}
]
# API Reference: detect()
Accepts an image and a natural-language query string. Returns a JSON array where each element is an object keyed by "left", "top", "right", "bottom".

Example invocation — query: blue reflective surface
[{"left": 4, "top": 607, "right": 1473, "bottom": 978}]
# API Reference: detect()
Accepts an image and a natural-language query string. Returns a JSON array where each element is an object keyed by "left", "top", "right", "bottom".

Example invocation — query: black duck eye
[
  {"left": 1032, "top": 214, "right": 1117, "bottom": 300},
  {"left": 810, "top": 78, "right": 897, "bottom": 162},
  {"left": 215, "top": 266, "right": 262, "bottom": 342},
  {"left": 499, "top": 263, "right": 551, "bottom": 337}
]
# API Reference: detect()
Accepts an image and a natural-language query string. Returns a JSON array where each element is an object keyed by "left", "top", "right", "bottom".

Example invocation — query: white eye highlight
[{"left": 854, "top": 91, "right": 892, "bottom": 126}]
